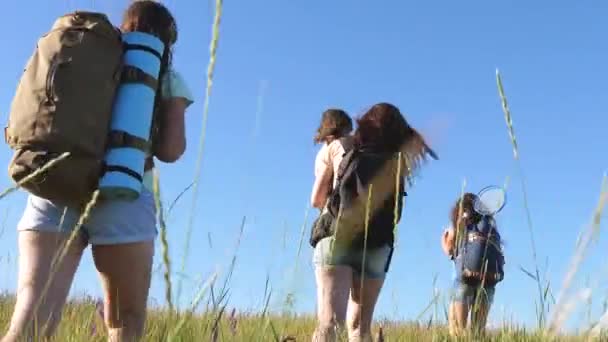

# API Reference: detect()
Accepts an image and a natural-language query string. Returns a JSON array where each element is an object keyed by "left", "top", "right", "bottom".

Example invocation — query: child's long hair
[
  {"left": 451, "top": 193, "right": 504, "bottom": 248},
  {"left": 450, "top": 192, "right": 482, "bottom": 231},
  {"left": 121, "top": 1, "right": 178, "bottom": 148},
  {"left": 121, "top": 0, "right": 178, "bottom": 48}
]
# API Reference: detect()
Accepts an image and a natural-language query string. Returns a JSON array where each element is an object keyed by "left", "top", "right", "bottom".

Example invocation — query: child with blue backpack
[{"left": 441, "top": 192, "right": 505, "bottom": 337}]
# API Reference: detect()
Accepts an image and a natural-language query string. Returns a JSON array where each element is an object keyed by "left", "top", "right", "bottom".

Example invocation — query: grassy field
[
  {"left": 2, "top": 295, "right": 608, "bottom": 341},
  {"left": 0, "top": 70, "right": 600, "bottom": 341},
  {"left": 1, "top": 1, "right": 607, "bottom": 341}
]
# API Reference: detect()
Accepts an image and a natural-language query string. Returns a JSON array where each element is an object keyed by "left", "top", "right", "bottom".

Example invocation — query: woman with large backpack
[
  {"left": 441, "top": 193, "right": 504, "bottom": 337},
  {"left": 310, "top": 108, "right": 353, "bottom": 210},
  {"left": 310, "top": 103, "right": 437, "bottom": 341},
  {"left": 2, "top": 2, "right": 193, "bottom": 341},
  {"left": 309, "top": 108, "right": 353, "bottom": 262}
]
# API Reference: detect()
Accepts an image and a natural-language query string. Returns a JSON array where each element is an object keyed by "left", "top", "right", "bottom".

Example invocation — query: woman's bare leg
[
  {"left": 312, "top": 266, "right": 352, "bottom": 342},
  {"left": 93, "top": 241, "right": 154, "bottom": 342},
  {"left": 2, "top": 231, "right": 85, "bottom": 342},
  {"left": 345, "top": 275, "right": 384, "bottom": 342}
]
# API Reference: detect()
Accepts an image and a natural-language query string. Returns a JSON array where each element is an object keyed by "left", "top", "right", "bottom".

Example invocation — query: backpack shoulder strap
[
  {"left": 334, "top": 137, "right": 357, "bottom": 181},
  {"left": 335, "top": 148, "right": 357, "bottom": 184},
  {"left": 476, "top": 216, "right": 498, "bottom": 235},
  {"left": 338, "top": 136, "right": 354, "bottom": 152},
  {"left": 326, "top": 147, "right": 359, "bottom": 218}
]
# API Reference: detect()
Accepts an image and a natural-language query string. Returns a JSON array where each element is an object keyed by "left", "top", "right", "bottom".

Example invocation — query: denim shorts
[
  {"left": 17, "top": 189, "right": 157, "bottom": 245},
  {"left": 312, "top": 236, "right": 394, "bottom": 279},
  {"left": 452, "top": 279, "right": 495, "bottom": 307}
]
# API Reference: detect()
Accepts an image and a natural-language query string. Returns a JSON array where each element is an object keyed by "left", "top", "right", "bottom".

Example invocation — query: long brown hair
[
  {"left": 353, "top": 103, "right": 437, "bottom": 181},
  {"left": 450, "top": 192, "right": 482, "bottom": 231},
  {"left": 121, "top": 1, "right": 178, "bottom": 48},
  {"left": 314, "top": 109, "right": 353, "bottom": 144},
  {"left": 121, "top": 1, "right": 178, "bottom": 144},
  {"left": 121, "top": 1, "right": 177, "bottom": 82}
]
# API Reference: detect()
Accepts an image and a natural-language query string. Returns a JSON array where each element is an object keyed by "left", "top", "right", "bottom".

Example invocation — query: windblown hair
[
  {"left": 353, "top": 102, "right": 438, "bottom": 181},
  {"left": 314, "top": 109, "right": 353, "bottom": 144}
]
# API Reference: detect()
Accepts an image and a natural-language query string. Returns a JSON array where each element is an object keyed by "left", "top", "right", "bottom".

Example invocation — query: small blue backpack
[{"left": 454, "top": 216, "right": 505, "bottom": 287}]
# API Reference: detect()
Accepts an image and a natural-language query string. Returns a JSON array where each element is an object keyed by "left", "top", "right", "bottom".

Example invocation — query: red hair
[{"left": 353, "top": 103, "right": 437, "bottom": 178}]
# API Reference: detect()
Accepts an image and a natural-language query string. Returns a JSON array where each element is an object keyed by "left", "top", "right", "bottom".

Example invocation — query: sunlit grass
[
  {"left": 2, "top": 295, "right": 608, "bottom": 341},
  {"left": 178, "top": 0, "right": 224, "bottom": 305}
]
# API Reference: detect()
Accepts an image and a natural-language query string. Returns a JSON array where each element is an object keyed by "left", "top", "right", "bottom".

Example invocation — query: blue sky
[{"left": 0, "top": 0, "right": 607, "bottom": 332}]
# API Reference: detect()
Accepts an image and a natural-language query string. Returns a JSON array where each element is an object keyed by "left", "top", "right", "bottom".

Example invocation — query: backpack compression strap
[
  {"left": 104, "top": 41, "right": 166, "bottom": 180},
  {"left": 121, "top": 42, "right": 163, "bottom": 92},
  {"left": 103, "top": 130, "right": 151, "bottom": 182},
  {"left": 106, "top": 130, "right": 151, "bottom": 154}
]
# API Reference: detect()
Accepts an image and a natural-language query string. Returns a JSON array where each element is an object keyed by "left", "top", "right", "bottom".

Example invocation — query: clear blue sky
[{"left": 0, "top": 0, "right": 606, "bottom": 332}]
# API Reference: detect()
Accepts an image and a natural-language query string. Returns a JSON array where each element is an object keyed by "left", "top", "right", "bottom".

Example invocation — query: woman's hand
[
  {"left": 441, "top": 226, "right": 455, "bottom": 258},
  {"left": 153, "top": 97, "right": 188, "bottom": 163}
]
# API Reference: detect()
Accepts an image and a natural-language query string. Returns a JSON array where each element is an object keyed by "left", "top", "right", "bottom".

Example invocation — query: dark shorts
[
  {"left": 312, "top": 236, "right": 394, "bottom": 279},
  {"left": 452, "top": 279, "right": 495, "bottom": 306}
]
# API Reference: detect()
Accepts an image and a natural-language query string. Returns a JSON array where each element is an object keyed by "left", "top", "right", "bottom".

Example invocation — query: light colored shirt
[
  {"left": 142, "top": 69, "right": 194, "bottom": 192},
  {"left": 310, "top": 137, "right": 351, "bottom": 209}
]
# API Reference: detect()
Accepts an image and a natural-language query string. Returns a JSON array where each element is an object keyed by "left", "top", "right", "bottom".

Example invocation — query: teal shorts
[{"left": 312, "top": 237, "right": 394, "bottom": 279}]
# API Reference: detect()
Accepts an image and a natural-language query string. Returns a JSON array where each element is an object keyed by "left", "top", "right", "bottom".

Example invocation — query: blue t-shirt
[{"left": 161, "top": 69, "right": 195, "bottom": 104}]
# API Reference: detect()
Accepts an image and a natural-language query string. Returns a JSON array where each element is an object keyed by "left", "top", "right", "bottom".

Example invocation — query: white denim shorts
[{"left": 17, "top": 188, "right": 157, "bottom": 245}]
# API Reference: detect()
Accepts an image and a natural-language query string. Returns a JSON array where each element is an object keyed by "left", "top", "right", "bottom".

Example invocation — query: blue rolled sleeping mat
[{"left": 99, "top": 32, "right": 165, "bottom": 201}]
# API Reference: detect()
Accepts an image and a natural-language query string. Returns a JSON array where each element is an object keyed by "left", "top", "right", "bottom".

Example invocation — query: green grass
[{"left": 1, "top": 295, "right": 606, "bottom": 341}]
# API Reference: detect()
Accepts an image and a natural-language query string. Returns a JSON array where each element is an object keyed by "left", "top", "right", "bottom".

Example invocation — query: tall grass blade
[
  {"left": 168, "top": 271, "right": 218, "bottom": 341},
  {"left": 0, "top": 152, "right": 71, "bottom": 201},
  {"left": 152, "top": 168, "right": 174, "bottom": 311},
  {"left": 167, "top": 182, "right": 194, "bottom": 218},
  {"left": 556, "top": 175, "right": 608, "bottom": 335},
  {"left": 178, "top": 0, "right": 223, "bottom": 306},
  {"left": 34, "top": 190, "right": 99, "bottom": 334},
  {"left": 496, "top": 69, "right": 546, "bottom": 328}
]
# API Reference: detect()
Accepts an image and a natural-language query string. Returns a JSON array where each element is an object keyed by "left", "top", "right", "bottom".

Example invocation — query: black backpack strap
[
  {"left": 335, "top": 149, "right": 357, "bottom": 184},
  {"left": 326, "top": 147, "right": 358, "bottom": 218},
  {"left": 334, "top": 137, "right": 356, "bottom": 182},
  {"left": 338, "top": 137, "right": 354, "bottom": 153}
]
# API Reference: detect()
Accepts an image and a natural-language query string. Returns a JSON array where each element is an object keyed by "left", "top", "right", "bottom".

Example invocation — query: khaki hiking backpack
[{"left": 5, "top": 12, "right": 153, "bottom": 207}]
